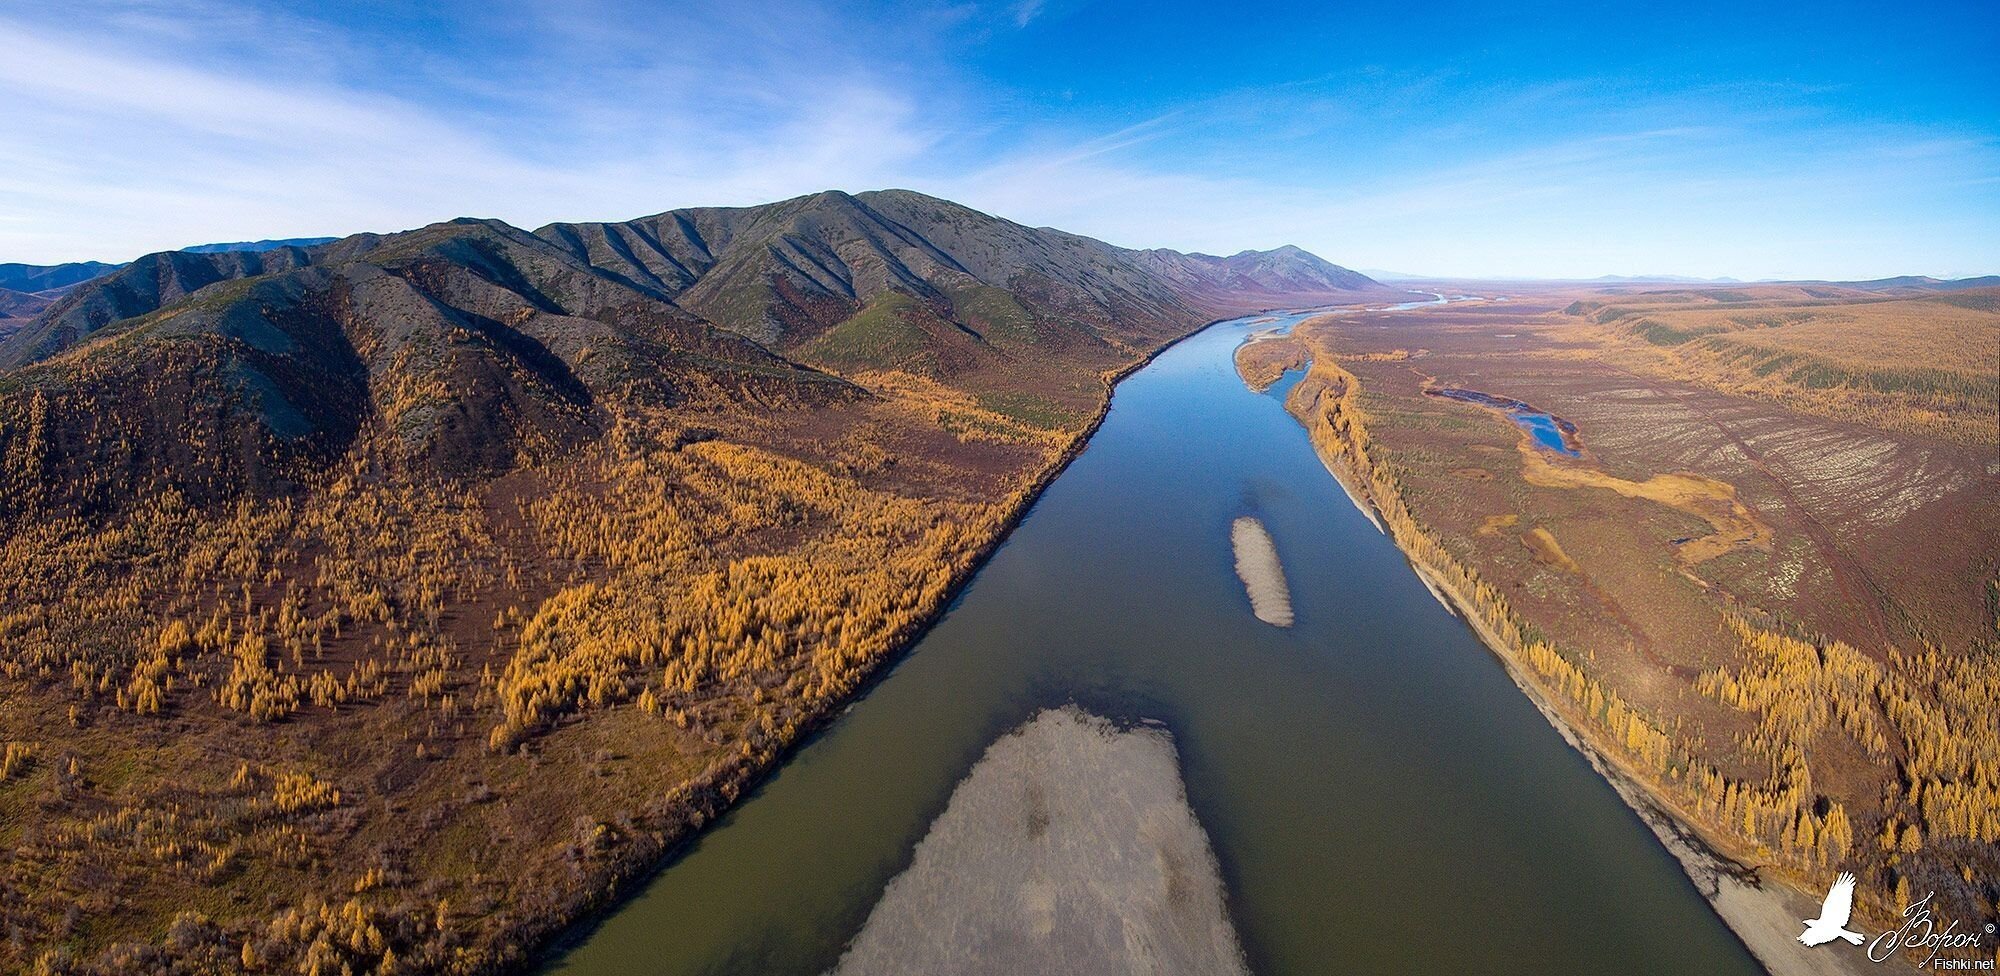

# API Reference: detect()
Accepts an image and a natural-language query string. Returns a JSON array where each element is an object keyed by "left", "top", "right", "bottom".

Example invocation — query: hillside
[
  {"left": 534, "top": 189, "right": 1394, "bottom": 349},
  {"left": 0, "top": 191, "right": 1389, "bottom": 525},
  {"left": 0, "top": 288, "right": 55, "bottom": 331},
  {"left": 0, "top": 262, "right": 122, "bottom": 339},
  {"left": 0, "top": 190, "right": 1387, "bottom": 975}
]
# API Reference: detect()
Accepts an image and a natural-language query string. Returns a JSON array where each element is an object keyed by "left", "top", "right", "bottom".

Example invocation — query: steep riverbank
[{"left": 1258, "top": 327, "right": 1906, "bottom": 976}]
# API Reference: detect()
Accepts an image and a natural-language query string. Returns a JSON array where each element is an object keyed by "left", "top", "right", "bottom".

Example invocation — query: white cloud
[{"left": 0, "top": 8, "right": 944, "bottom": 261}]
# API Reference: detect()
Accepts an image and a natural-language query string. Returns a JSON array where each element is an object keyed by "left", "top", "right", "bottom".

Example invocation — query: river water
[{"left": 541, "top": 307, "right": 1764, "bottom": 976}]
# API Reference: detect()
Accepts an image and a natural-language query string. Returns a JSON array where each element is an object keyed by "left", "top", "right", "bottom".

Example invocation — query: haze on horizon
[{"left": 2, "top": 0, "right": 1995, "bottom": 281}]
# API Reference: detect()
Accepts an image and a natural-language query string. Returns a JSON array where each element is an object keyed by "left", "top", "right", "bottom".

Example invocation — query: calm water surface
[
  {"left": 542, "top": 307, "right": 1763, "bottom": 976},
  {"left": 1426, "top": 386, "right": 1583, "bottom": 457}
]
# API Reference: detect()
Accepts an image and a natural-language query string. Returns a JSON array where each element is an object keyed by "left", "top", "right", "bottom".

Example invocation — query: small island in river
[{"left": 829, "top": 707, "right": 1249, "bottom": 976}]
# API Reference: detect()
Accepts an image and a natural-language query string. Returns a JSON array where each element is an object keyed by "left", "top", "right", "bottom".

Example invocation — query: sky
[{"left": 2, "top": 0, "right": 1996, "bottom": 279}]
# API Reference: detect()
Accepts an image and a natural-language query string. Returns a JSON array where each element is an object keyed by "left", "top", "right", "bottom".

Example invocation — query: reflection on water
[{"left": 540, "top": 307, "right": 1759, "bottom": 976}]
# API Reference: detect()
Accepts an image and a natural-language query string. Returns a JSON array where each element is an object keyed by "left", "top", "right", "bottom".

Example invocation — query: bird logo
[{"left": 1799, "top": 872, "right": 1867, "bottom": 947}]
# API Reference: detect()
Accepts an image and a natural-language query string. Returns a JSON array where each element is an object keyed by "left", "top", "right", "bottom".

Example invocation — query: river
[{"left": 540, "top": 305, "right": 1765, "bottom": 976}]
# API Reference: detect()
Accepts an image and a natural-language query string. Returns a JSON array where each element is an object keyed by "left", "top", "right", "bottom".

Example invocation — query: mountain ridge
[
  {"left": 183, "top": 237, "right": 341, "bottom": 254},
  {"left": 0, "top": 189, "right": 1388, "bottom": 527},
  {"left": 7, "top": 189, "right": 1391, "bottom": 373}
]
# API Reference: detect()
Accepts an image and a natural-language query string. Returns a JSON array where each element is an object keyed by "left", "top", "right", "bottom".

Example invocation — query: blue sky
[{"left": 2, "top": 0, "right": 1995, "bottom": 278}]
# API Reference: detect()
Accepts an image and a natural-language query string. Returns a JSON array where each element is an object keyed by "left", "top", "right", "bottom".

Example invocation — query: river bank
[
  {"left": 1267, "top": 328, "right": 1908, "bottom": 976},
  {"left": 1407, "top": 552, "right": 1893, "bottom": 976}
]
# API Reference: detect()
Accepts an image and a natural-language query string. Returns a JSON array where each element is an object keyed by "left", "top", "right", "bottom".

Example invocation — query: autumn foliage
[{"left": 1275, "top": 317, "right": 1998, "bottom": 933}]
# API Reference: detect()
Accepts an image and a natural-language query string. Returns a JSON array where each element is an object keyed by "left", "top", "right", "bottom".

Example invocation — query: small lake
[
  {"left": 1426, "top": 387, "right": 1583, "bottom": 457},
  {"left": 540, "top": 307, "right": 1758, "bottom": 976}
]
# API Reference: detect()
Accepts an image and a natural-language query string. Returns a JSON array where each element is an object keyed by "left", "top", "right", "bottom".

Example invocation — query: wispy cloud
[
  {"left": 1, "top": 0, "right": 1993, "bottom": 279},
  {"left": 940, "top": 100, "right": 2000, "bottom": 279},
  {"left": 0, "top": 5, "right": 945, "bottom": 260}
]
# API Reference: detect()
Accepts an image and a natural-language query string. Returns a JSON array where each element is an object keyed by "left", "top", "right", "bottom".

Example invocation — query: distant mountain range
[
  {"left": 1839, "top": 274, "right": 2000, "bottom": 292},
  {"left": 0, "top": 188, "right": 1393, "bottom": 519},
  {"left": 0, "top": 241, "right": 342, "bottom": 335},
  {"left": 181, "top": 237, "right": 341, "bottom": 254},
  {"left": 0, "top": 260, "right": 122, "bottom": 293},
  {"left": 1358, "top": 269, "right": 1996, "bottom": 288}
]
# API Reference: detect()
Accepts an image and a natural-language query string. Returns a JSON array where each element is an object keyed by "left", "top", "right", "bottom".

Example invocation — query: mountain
[
  {"left": 0, "top": 260, "right": 121, "bottom": 293},
  {"left": 533, "top": 189, "right": 1201, "bottom": 351},
  {"left": 0, "top": 262, "right": 119, "bottom": 338},
  {"left": 0, "top": 189, "right": 1391, "bottom": 974},
  {"left": 1127, "top": 243, "right": 1393, "bottom": 311},
  {"left": 1840, "top": 274, "right": 2000, "bottom": 292},
  {"left": 0, "top": 221, "right": 841, "bottom": 521},
  {"left": 0, "top": 189, "right": 1383, "bottom": 525},
  {"left": 531, "top": 190, "right": 1393, "bottom": 351},
  {"left": 0, "top": 243, "right": 337, "bottom": 300},
  {"left": 0, "top": 290, "right": 50, "bottom": 345},
  {"left": 0, "top": 287, "right": 55, "bottom": 322},
  {"left": 3, "top": 246, "right": 319, "bottom": 368},
  {"left": 183, "top": 237, "right": 341, "bottom": 254}
]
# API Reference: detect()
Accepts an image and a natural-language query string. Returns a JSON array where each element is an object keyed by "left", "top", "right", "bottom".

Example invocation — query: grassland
[{"left": 1573, "top": 290, "right": 1999, "bottom": 445}]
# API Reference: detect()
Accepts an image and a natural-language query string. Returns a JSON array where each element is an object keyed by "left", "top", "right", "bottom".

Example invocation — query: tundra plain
[{"left": 1241, "top": 281, "right": 1999, "bottom": 968}]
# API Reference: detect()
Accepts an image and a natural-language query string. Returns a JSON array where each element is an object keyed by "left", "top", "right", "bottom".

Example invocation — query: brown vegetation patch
[
  {"left": 1577, "top": 288, "right": 2000, "bottom": 446},
  {"left": 1515, "top": 448, "right": 1773, "bottom": 566},
  {"left": 1267, "top": 285, "right": 2000, "bottom": 946},
  {"left": 1521, "top": 527, "right": 1580, "bottom": 573},
  {"left": 1232, "top": 332, "right": 1308, "bottom": 392}
]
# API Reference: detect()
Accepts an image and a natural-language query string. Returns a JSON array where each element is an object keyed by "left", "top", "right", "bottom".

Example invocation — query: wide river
[{"left": 542, "top": 306, "right": 1765, "bottom": 975}]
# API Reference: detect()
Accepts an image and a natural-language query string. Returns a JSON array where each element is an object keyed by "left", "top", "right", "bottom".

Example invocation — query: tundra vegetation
[
  {"left": 1249, "top": 282, "right": 1998, "bottom": 952},
  {"left": 0, "top": 190, "right": 1392, "bottom": 974}
]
